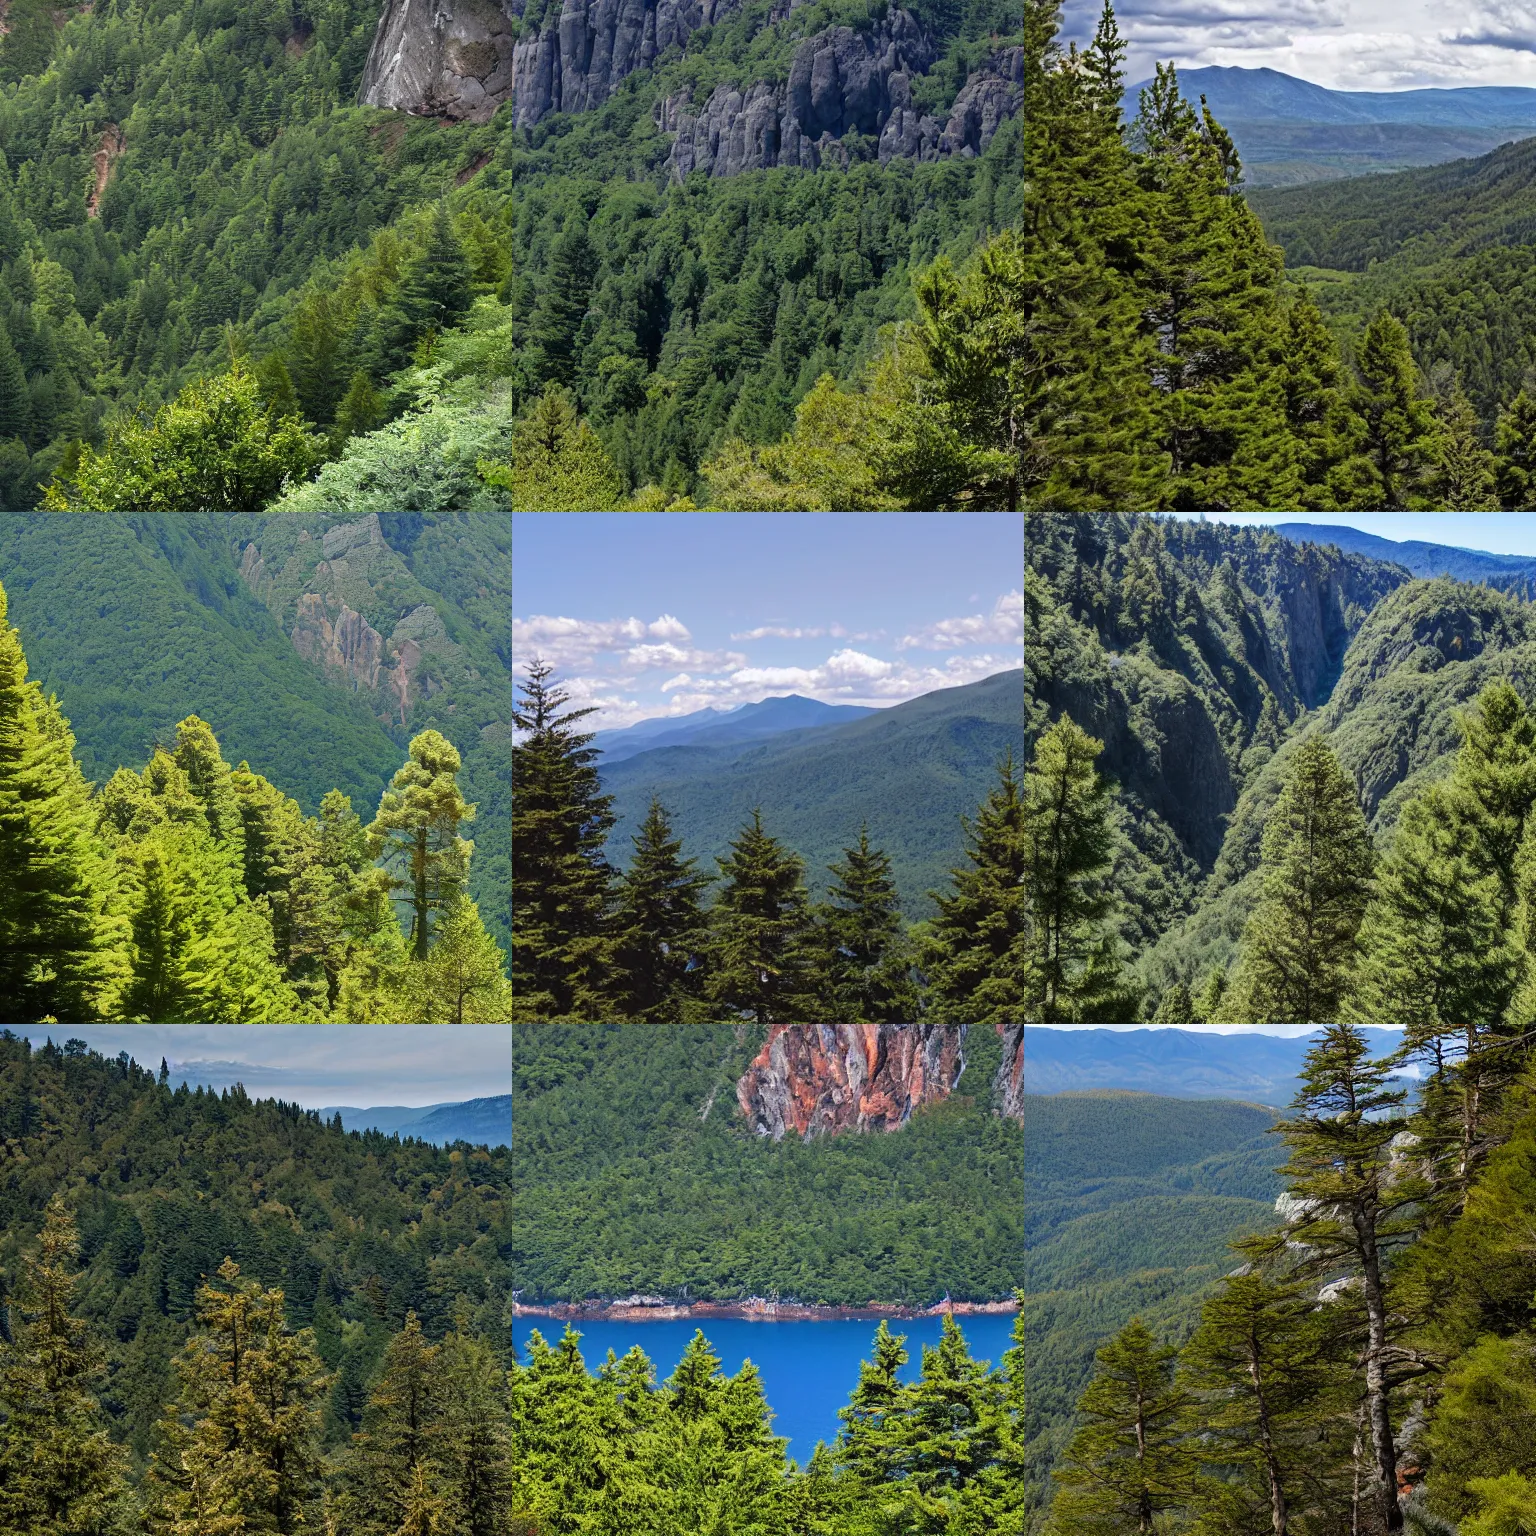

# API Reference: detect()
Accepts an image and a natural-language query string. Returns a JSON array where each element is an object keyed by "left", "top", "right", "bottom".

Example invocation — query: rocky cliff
[
  {"left": 358, "top": 0, "right": 518, "bottom": 121},
  {"left": 736, "top": 1023, "right": 966, "bottom": 1141},
  {"left": 995, "top": 1023, "right": 1022, "bottom": 1123}
]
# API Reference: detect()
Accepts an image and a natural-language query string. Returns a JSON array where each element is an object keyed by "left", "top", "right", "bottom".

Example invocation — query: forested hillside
[
  {"left": 0, "top": 0, "right": 1022, "bottom": 509},
  {"left": 513, "top": 1022, "right": 1023, "bottom": 1305},
  {"left": 0, "top": 511, "right": 510, "bottom": 958}
]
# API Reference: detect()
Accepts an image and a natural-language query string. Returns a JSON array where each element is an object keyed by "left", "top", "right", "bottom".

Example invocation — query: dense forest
[
  {"left": 1024, "top": 0, "right": 1536, "bottom": 510},
  {"left": 511, "top": 662, "right": 1024, "bottom": 1024},
  {"left": 0, "top": 0, "right": 1022, "bottom": 510},
  {"left": 0, "top": 576, "right": 511, "bottom": 1021},
  {"left": 513, "top": 1021, "right": 1023, "bottom": 1306}
]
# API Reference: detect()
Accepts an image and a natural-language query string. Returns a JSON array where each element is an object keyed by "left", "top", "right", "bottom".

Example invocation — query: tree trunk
[
  {"left": 1357, "top": 1206, "right": 1402, "bottom": 1532},
  {"left": 1248, "top": 1342, "right": 1289, "bottom": 1536}
]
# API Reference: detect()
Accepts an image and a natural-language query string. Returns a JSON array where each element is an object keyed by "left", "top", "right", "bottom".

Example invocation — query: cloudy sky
[
  {"left": 512, "top": 513, "right": 1024, "bottom": 730},
  {"left": 1173, "top": 512, "right": 1536, "bottom": 555},
  {"left": 1064, "top": 0, "right": 1536, "bottom": 90},
  {"left": 10, "top": 1026, "right": 512, "bottom": 1108}
]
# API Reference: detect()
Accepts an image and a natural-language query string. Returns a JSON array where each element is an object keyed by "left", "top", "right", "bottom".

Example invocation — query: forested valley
[
  {"left": 0, "top": 576, "right": 512, "bottom": 1021},
  {"left": 1024, "top": 0, "right": 1536, "bottom": 511},
  {"left": 510, "top": 662, "right": 1024, "bottom": 1024},
  {"left": 1025, "top": 512, "right": 1536, "bottom": 1530},
  {"left": 0, "top": 0, "right": 1022, "bottom": 511}
]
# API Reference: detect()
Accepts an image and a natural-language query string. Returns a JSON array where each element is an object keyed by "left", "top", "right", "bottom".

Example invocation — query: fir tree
[
  {"left": 706, "top": 808, "right": 813, "bottom": 1026},
  {"left": 1427, "top": 369, "right": 1500, "bottom": 510},
  {"left": 1049, "top": 1317, "right": 1195, "bottom": 1535},
  {"left": 400, "top": 897, "right": 512, "bottom": 1023},
  {"left": 511, "top": 660, "right": 616, "bottom": 1019},
  {"left": 530, "top": 226, "right": 599, "bottom": 386},
  {"left": 0, "top": 1195, "right": 131, "bottom": 1536},
  {"left": 836, "top": 1320, "right": 910, "bottom": 1487},
  {"left": 1349, "top": 310, "right": 1438, "bottom": 510},
  {"left": 367, "top": 729, "right": 474, "bottom": 962},
  {"left": 1228, "top": 736, "right": 1374, "bottom": 1024},
  {"left": 435, "top": 1326, "right": 512, "bottom": 1536},
  {"left": 813, "top": 825, "right": 919, "bottom": 1024},
  {"left": 485, "top": 384, "right": 623, "bottom": 512},
  {"left": 610, "top": 798, "right": 710, "bottom": 1023},
  {"left": 1496, "top": 383, "right": 1536, "bottom": 510},
  {"left": 333, "top": 369, "right": 386, "bottom": 445}
]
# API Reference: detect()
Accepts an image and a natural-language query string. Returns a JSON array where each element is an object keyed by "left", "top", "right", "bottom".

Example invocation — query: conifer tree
[
  {"left": 1349, "top": 310, "right": 1438, "bottom": 510},
  {"left": 367, "top": 729, "right": 474, "bottom": 962},
  {"left": 1049, "top": 1317, "right": 1195, "bottom": 1534},
  {"left": 1016, "top": 722, "right": 1128, "bottom": 1023},
  {"left": 435, "top": 1326, "right": 512, "bottom": 1536},
  {"left": 1496, "top": 382, "right": 1536, "bottom": 510},
  {"left": 1193, "top": 966, "right": 1227, "bottom": 1024},
  {"left": 1445, "top": 680, "right": 1536, "bottom": 906},
  {"left": 0, "top": 580, "right": 119, "bottom": 1022},
  {"left": 1428, "top": 369, "right": 1500, "bottom": 510},
  {"left": 144, "top": 1259, "right": 327, "bottom": 1535},
  {"left": 610, "top": 797, "right": 710, "bottom": 1022},
  {"left": 836, "top": 1320, "right": 910, "bottom": 1487},
  {"left": 530, "top": 226, "right": 598, "bottom": 386},
  {"left": 706, "top": 808, "right": 813, "bottom": 1026},
  {"left": 812, "top": 825, "right": 919, "bottom": 1024},
  {"left": 401, "top": 897, "right": 513, "bottom": 1022},
  {"left": 1228, "top": 736, "right": 1374, "bottom": 1023},
  {"left": 485, "top": 385, "right": 623, "bottom": 512},
  {"left": 0, "top": 1195, "right": 131, "bottom": 1535},
  {"left": 1152, "top": 980, "right": 1197, "bottom": 1023},
  {"left": 511, "top": 659, "right": 616, "bottom": 1019},
  {"left": 1265, "top": 1025, "right": 1421, "bottom": 1535}
]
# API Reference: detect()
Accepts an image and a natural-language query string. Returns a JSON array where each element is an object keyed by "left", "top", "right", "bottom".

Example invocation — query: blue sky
[
  {"left": 1172, "top": 512, "right": 1536, "bottom": 557},
  {"left": 512, "top": 513, "right": 1024, "bottom": 728},
  {"left": 1064, "top": 0, "right": 1536, "bottom": 91},
  {"left": 10, "top": 1026, "right": 512, "bottom": 1107}
]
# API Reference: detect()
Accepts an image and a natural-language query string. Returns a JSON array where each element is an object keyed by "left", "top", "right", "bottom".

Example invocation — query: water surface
[{"left": 512, "top": 1313, "right": 1017, "bottom": 1463}]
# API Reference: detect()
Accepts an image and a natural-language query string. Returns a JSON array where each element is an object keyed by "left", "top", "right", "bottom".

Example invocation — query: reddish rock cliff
[
  {"left": 995, "top": 1023, "right": 1022, "bottom": 1122},
  {"left": 736, "top": 1023, "right": 966, "bottom": 1141}
]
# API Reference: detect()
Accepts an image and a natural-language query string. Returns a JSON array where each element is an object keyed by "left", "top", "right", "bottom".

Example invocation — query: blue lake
[{"left": 512, "top": 1313, "right": 1017, "bottom": 1463}]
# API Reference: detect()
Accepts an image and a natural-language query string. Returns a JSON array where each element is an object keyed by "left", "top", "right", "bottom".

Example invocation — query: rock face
[
  {"left": 663, "top": 30, "right": 1018, "bottom": 178},
  {"left": 358, "top": 0, "right": 519, "bottom": 121},
  {"left": 509, "top": 0, "right": 741, "bottom": 127},
  {"left": 994, "top": 1024, "right": 1022, "bottom": 1123},
  {"left": 736, "top": 1023, "right": 966, "bottom": 1141}
]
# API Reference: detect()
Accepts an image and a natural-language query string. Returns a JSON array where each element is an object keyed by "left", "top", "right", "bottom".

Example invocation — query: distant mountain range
[
  {"left": 1024, "top": 1027, "right": 1407, "bottom": 1106},
  {"left": 1275, "top": 523, "right": 1536, "bottom": 582},
  {"left": 596, "top": 669, "right": 1025, "bottom": 919},
  {"left": 592, "top": 695, "right": 877, "bottom": 765},
  {"left": 323, "top": 1096, "right": 511, "bottom": 1147},
  {"left": 1125, "top": 66, "right": 1536, "bottom": 186}
]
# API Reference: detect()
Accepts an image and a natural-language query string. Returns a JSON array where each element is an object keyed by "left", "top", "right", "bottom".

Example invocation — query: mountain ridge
[{"left": 592, "top": 693, "right": 879, "bottom": 764}]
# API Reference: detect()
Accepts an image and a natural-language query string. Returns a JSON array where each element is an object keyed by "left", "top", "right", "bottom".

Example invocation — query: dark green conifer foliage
[
  {"left": 1229, "top": 736, "right": 1374, "bottom": 1024},
  {"left": 1152, "top": 980, "right": 1196, "bottom": 1022},
  {"left": 814, "top": 825, "right": 919, "bottom": 1024},
  {"left": 531, "top": 226, "right": 599, "bottom": 386},
  {"left": 1349, "top": 310, "right": 1439, "bottom": 510},
  {"left": 706, "top": 808, "right": 813, "bottom": 1026},
  {"left": 0, "top": 1195, "right": 131, "bottom": 1535},
  {"left": 1049, "top": 1316, "right": 1195, "bottom": 1534},
  {"left": 610, "top": 797, "right": 710, "bottom": 1022},
  {"left": 511, "top": 659, "right": 616, "bottom": 1019},
  {"left": 0, "top": 578, "right": 117, "bottom": 1023},
  {"left": 0, "top": 325, "right": 29, "bottom": 442},
  {"left": 435, "top": 1328, "right": 512, "bottom": 1536},
  {"left": 254, "top": 353, "right": 301, "bottom": 422},
  {"left": 1496, "top": 385, "right": 1536, "bottom": 509},
  {"left": 333, "top": 369, "right": 386, "bottom": 445},
  {"left": 1428, "top": 370, "right": 1500, "bottom": 510},
  {"left": 836, "top": 1319, "right": 909, "bottom": 1488}
]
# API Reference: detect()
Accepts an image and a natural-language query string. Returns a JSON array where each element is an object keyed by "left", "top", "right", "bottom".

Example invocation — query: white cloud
[
  {"left": 624, "top": 643, "right": 749, "bottom": 670},
  {"left": 898, "top": 591, "right": 1024, "bottom": 651},
  {"left": 512, "top": 613, "right": 694, "bottom": 670}
]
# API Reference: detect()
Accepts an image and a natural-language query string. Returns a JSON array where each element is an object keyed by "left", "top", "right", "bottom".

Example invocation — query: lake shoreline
[{"left": 512, "top": 1296, "right": 1020, "bottom": 1322}]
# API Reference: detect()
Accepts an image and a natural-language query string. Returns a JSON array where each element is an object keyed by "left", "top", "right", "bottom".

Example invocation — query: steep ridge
[{"left": 994, "top": 1023, "right": 1022, "bottom": 1121}]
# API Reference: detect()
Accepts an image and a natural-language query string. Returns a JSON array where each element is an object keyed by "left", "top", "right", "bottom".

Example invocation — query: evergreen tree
[
  {"left": 1427, "top": 369, "right": 1500, "bottom": 510},
  {"left": 367, "top": 729, "right": 474, "bottom": 962},
  {"left": 333, "top": 369, "right": 386, "bottom": 445},
  {"left": 286, "top": 290, "right": 349, "bottom": 426},
  {"left": 144, "top": 1259, "right": 327, "bottom": 1535},
  {"left": 510, "top": 660, "right": 616, "bottom": 1019},
  {"left": 1348, "top": 310, "right": 1438, "bottom": 511},
  {"left": 610, "top": 797, "right": 710, "bottom": 1022},
  {"left": 1265, "top": 1025, "right": 1421, "bottom": 1535},
  {"left": 435, "top": 1327, "right": 512, "bottom": 1536},
  {"left": 253, "top": 352, "right": 301, "bottom": 423},
  {"left": 1049, "top": 1317, "right": 1195, "bottom": 1535},
  {"left": 1192, "top": 966, "right": 1227, "bottom": 1024},
  {"left": 1016, "top": 721, "right": 1127, "bottom": 1023},
  {"left": 1152, "top": 980, "right": 1196, "bottom": 1022},
  {"left": 0, "top": 1195, "right": 131, "bottom": 1536},
  {"left": 812, "top": 825, "right": 919, "bottom": 1024},
  {"left": 400, "top": 897, "right": 513, "bottom": 1022},
  {"left": 1444, "top": 680, "right": 1536, "bottom": 907},
  {"left": 0, "top": 579, "right": 119, "bottom": 1022},
  {"left": 1496, "top": 383, "right": 1536, "bottom": 510},
  {"left": 836, "top": 1320, "right": 910, "bottom": 1488},
  {"left": 530, "top": 226, "right": 599, "bottom": 386},
  {"left": 706, "top": 808, "right": 813, "bottom": 1027},
  {"left": 0, "top": 323, "right": 29, "bottom": 441},
  {"left": 1228, "top": 736, "right": 1374, "bottom": 1023},
  {"left": 485, "top": 384, "right": 623, "bottom": 511}
]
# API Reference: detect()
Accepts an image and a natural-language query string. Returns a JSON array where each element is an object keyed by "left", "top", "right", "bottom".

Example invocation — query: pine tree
[
  {"left": 1228, "top": 736, "right": 1374, "bottom": 1024},
  {"left": 530, "top": 226, "right": 599, "bottom": 386},
  {"left": 1265, "top": 1025, "right": 1421, "bottom": 1535},
  {"left": 435, "top": 1327, "right": 512, "bottom": 1536},
  {"left": 1349, "top": 310, "right": 1438, "bottom": 510},
  {"left": 836, "top": 1320, "right": 910, "bottom": 1487},
  {"left": 401, "top": 897, "right": 513, "bottom": 1022},
  {"left": 253, "top": 352, "right": 301, "bottom": 422},
  {"left": 486, "top": 384, "right": 623, "bottom": 511},
  {"left": 812, "top": 825, "right": 919, "bottom": 1024},
  {"left": 1193, "top": 966, "right": 1227, "bottom": 1023},
  {"left": 0, "top": 322, "right": 30, "bottom": 441},
  {"left": 367, "top": 730, "right": 474, "bottom": 962},
  {"left": 0, "top": 578, "right": 120, "bottom": 1022},
  {"left": 1016, "top": 722, "right": 1128, "bottom": 1022},
  {"left": 0, "top": 1195, "right": 131, "bottom": 1535},
  {"left": 510, "top": 660, "right": 616, "bottom": 1019},
  {"left": 333, "top": 369, "right": 386, "bottom": 444},
  {"left": 706, "top": 808, "right": 813, "bottom": 1026},
  {"left": 1444, "top": 679, "right": 1536, "bottom": 907},
  {"left": 610, "top": 797, "right": 710, "bottom": 1022},
  {"left": 1496, "top": 383, "right": 1536, "bottom": 510},
  {"left": 1427, "top": 369, "right": 1500, "bottom": 510},
  {"left": 1049, "top": 1317, "right": 1195, "bottom": 1534},
  {"left": 144, "top": 1258, "right": 328, "bottom": 1535}
]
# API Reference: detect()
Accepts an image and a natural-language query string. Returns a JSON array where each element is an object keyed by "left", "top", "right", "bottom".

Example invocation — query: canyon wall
[
  {"left": 736, "top": 1023, "right": 966, "bottom": 1141},
  {"left": 358, "top": 0, "right": 519, "bottom": 121},
  {"left": 995, "top": 1023, "right": 1022, "bottom": 1122}
]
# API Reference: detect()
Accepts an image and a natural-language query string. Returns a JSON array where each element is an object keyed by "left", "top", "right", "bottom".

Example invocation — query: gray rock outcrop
[{"left": 359, "top": 0, "right": 518, "bottom": 122}]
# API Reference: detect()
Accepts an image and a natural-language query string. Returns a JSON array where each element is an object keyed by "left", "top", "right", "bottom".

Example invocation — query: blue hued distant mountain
[
  {"left": 323, "top": 1096, "right": 511, "bottom": 1147},
  {"left": 1276, "top": 523, "right": 1536, "bottom": 582},
  {"left": 1124, "top": 67, "right": 1536, "bottom": 186},
  {"left": 592, "top": 695, "right": 878, "bottom": 765}
]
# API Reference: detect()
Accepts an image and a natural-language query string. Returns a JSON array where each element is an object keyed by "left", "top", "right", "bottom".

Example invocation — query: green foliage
[{"left": 512, "top": 1023, "right": 1021, "bottom": 1306}]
